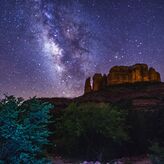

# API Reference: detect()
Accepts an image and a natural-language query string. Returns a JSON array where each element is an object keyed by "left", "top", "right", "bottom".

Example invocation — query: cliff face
[
  {"left": 92, "top": 73, "right": 108, "bottom": 91},
  {"left": 84, "top": 77, "right": 92, "bottom": 93},
  {"left": 84, "top": 64, "right": 161, "bottom": 94}
]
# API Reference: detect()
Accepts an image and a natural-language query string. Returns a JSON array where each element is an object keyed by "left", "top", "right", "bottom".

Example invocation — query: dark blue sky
[{"left": 0, "top": 0, "right": 164, "bottom": 98}]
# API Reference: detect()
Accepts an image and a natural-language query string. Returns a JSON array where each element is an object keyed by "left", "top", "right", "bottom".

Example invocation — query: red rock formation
[
  {"left": 93, "top": 73, "right": 103, "bottom": 91},
  {"left": 107, "top": 64, "right": 160, "bottom": 85},
  {"left": 84, "top": 77, "right": 92, "bottom": 93},
  {"left": 131, "top": 64, "right": 149, "bottom": 82},
  {"left": 84, "top": 64, "right": 161, "bottom": 94},
  {"left": 149, "top": 67, "right": 161, "bottom": 82},
  {"left": 107, "top": 66, "right": 130, "bottom": 85}
]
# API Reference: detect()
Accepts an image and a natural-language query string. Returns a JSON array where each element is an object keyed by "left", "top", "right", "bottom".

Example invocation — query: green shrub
[
  {"left": 55, "top": 103, "right": 128, "bottom": 161},
  {"left": 149, "top": 142, "right": 164, "bottom": 164}
]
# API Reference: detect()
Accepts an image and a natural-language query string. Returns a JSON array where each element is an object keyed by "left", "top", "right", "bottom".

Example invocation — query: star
[{"left": 0, "top": 0, "right": 163, "bottom": 98}]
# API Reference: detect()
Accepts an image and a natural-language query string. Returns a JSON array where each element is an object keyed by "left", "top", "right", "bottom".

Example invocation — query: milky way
[
  {"left": 32, "top": 0, "right": 97, "bottom": 97},
  {"left": 0, "top": 0, "right": 164, "bottom": 98}
]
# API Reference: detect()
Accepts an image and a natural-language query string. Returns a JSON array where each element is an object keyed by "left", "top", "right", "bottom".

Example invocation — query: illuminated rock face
[
  {"left": 149, "top": 67, "right": 161, "bottom": 82},
  {"left": 107, "top": 64, "right": 157, "bottom": 85},
  {"left": 107, "top": 66, "right": 130, "bottom": 85},
  {"left": 93, "top": 73, "right": 104, "bottom": 91},
  {"left": 84, "top": 64, "right": 161, "bottom": 94},
  {"left": 84, "top": 77, "right": 92, "bottom": 93}
]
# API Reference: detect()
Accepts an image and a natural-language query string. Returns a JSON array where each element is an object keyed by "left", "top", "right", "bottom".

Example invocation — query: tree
[
  {"left": 149, "top": 142, "right": 164, "bottom": 164},
  {"left": 0, "top": 96, "right": 53, "bottom": 163},
  {"left": 55, "top": 103, "right": 128, "bottom": 161}
]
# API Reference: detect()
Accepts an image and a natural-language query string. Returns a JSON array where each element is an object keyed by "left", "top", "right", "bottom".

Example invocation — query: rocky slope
[
  {"left": 78, "top": 82, "right": 164, "bottom": 110},
  {"left": 41, "top": 82, "right": 164, "bottom": 111}
]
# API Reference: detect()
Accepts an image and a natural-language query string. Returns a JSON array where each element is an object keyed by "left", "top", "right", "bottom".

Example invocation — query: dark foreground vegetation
[
  {"left": 53, "top": 103, "right": 164, "bottom": 163},
  {"left": 1, "top": 96, "right": 164, "bottom": 163}
]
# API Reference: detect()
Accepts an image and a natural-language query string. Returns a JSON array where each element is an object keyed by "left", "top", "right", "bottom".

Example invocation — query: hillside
[
  {"left": 41, "top": 82, "right": 164, "bottom": 111},
  {"left": 77, "top": 82, "right": 164, "bottom": 110}
]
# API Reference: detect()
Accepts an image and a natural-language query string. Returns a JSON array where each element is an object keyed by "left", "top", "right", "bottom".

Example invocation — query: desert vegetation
[
  {"left": 1, "top": 96, "right": 164, "bottom": 163},
  {"left": 54, "top": 103, "right": 164, "bottom": 163}
]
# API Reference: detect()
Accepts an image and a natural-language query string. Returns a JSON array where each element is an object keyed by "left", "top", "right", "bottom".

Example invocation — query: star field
[{"left": 0, "top": 0, "right": 164, "bottom": 98}]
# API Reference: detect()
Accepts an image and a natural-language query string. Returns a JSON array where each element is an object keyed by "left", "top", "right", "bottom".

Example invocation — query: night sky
[{"left": 0, "top": 0, "right": 164, "bottom": 98}]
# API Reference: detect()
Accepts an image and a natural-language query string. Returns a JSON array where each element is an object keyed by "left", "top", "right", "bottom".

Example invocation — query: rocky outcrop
[
  {"left": 84, "top": 77, "right": 92, "bottom": 94},
  {"left": 84, "top": 64, "right": 161, "bottom": 94},
  {"left": 93, "top": 74, "right": 103, "bottom": 91},
  {"left": 107, "top": 64, "right": 157, "bottom": 85},
  {"left": 107, "top": 66, "right": 130, "bottom": 85},
  {"left": 149, "top": 67, "right": 161, "bottom": 82},
  {"left": 84, "top": 74, "right": 108, "bottom": 93},
  {"left": 132, "top": 64, "right": 149, "bottom": 82}
]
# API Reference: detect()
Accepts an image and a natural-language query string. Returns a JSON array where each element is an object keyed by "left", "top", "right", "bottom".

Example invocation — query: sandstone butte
[{"left": 84, "top": 64, "right": 161, "bottom": 94}]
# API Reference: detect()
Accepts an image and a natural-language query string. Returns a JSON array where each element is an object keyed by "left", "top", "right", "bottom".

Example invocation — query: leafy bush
[
  {"left": 0, "top": 96, "right": 53, "bottom": 163},
  {"left": 55, "top": 103, "right": 128, "bottom": 161},
  {"left": 149, "top": 142, "right": 164, "bottom": 164},
  {"left": 127, "top": 108, "right": 164, "bottom": 156}
]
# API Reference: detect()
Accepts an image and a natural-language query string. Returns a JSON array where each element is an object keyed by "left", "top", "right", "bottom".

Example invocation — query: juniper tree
[{"left": 0, "top": 96, "right": 53, "bottom": 163}]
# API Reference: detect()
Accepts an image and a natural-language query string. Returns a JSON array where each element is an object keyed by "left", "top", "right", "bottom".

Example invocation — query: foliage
[
  {"left": 149, "top": 142, "right": 164, "bottom": 164},
  {"left": 0, "top": 96, "right": 53, "bottom": 163},
  {"left": 126, "top": 108, "right": 164, "bottom": 156},
  {"left": 55, "top": 103, "right": 128, "bottom": 161}
]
